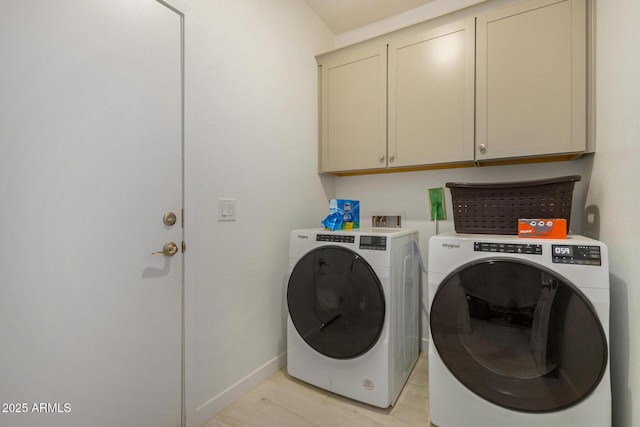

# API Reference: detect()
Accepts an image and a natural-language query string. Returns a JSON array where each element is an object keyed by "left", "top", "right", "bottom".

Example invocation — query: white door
[{"left": 0, "top": 1, "right": 183, "bottom": 426}]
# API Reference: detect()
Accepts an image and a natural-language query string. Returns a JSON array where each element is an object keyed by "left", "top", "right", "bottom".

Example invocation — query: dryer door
[
  {"left": 430, "top": 259, "right": 608, "bottom": 412},
  {"left": 288, "top": 246, "right": 385, "bottom": 359}
]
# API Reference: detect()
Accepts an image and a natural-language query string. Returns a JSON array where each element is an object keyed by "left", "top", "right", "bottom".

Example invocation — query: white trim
[
  {"left": 156, "top": 0, "right": 190, "bottom": 14},
  {"left": 421, "top": 337, "right": 430, "bottom": 352},
  {"left": 153, "top": 2, "right": 190, "bottom": 426},
  {"left": 194, "top": 353, "right": 287, "bottom": 427}
]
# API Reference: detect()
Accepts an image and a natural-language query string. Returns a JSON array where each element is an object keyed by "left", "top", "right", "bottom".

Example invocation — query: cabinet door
[
  {"left": 476, "top": 0, "right": 587, "bottom": 160},
  {"left": 388, "top": 19, "right": 475, "bottom": 167},
  {"left": 319, "top": 47, "right": 387, "bottom": 173}
]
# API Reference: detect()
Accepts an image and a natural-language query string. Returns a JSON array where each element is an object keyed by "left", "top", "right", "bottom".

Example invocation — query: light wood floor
[{"left": 202, "top": 352, "right": 429, "bottom": 427}]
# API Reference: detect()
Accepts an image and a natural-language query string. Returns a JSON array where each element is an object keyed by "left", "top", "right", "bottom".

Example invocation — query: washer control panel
[
  {"left": 552, "top": 244, "right": 602, "bottom": 265},
  {"left": 316, "top": 234, "right": 355, "bottom": 244},
  {"left": 474, "top": 242, "right": 542, "bottom": 255},
  {"left": 360, "top": 235, "right": 387, "bottom": 251},
  {"left": 315, "top": 234, "right": 388, "bottom": 250}
]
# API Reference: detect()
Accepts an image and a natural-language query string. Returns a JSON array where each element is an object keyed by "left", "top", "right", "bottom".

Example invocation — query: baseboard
[{"left": 194, "top": 352, "right": 287, "bottom": 426}]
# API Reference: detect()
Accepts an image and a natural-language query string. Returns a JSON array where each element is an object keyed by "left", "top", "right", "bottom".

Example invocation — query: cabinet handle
[
  {"left": 389, "top": 154, "right": 395, "bottom": 163},
  {"left": 479, "top": 144, "right": 487, "bottom": 155},
  {"left": 379, "top": 155, "right": 385, "bottom": 163}
]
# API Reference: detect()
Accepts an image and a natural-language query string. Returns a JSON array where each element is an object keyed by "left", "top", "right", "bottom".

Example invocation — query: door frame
[
  {"left": 155, "top": 0, "right": 192, "bottom": 425},
  {"left": 155, "top": 1, "right": 188, "bottom": 425}
]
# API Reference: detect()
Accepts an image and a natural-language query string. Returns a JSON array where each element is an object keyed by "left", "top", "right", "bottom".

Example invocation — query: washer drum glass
[
  {"left": 288, "top": 246, "right": 385, "bottom": 359},
  {"left": 430, "top": 259, "right": 608, "bottom": 412}
]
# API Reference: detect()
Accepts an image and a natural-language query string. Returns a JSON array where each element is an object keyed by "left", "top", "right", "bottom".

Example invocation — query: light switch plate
[{"left": 218, "top": 198, "right": 236, "bottom": 221}]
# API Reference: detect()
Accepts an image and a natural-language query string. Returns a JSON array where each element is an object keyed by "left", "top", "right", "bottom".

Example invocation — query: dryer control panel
[
  {"left": 552, "top": 244, "right": 602, "bottom": 265},
  {"left": 360, "top": 235, "right": 387, "bottom": 251}
]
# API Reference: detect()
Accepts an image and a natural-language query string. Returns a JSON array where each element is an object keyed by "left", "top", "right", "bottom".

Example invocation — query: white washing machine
[
  {"left": 428, "top": 232, "right": 610, "bottom": 427},
  {"left": 287, "top": 228, "right": 420, "bottom": 408}
]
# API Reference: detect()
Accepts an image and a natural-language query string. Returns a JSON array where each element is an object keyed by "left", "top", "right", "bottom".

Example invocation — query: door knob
[{"left": 151, "top": 242, "right": 179, "bottom": 256}]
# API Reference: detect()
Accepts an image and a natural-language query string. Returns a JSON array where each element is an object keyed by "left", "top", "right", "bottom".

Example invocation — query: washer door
[
  {"left": 288, "top": 246, "right": 385, "bottom": 359},
  {"left": 430, "top": 259, "right": 608, "bottom": 412}
]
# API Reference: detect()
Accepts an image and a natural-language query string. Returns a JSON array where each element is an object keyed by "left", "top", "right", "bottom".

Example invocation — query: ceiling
[{"left": 304, "top": 0, "right": 436, "bottom": 34}]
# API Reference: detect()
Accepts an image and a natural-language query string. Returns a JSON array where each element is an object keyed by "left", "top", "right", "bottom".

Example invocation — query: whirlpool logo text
[{"left": 442, "top": 243, "right": 460, "bottom": 249}]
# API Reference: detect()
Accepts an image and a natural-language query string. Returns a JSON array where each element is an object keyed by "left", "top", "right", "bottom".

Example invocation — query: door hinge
[{"left": 182, "top": 241, "right": 186, "bottom": 253}]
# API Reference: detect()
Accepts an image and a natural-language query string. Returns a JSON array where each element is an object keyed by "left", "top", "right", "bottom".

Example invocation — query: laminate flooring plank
[{"left": 203, "top": 353, "right": 429, "bottom": 427}]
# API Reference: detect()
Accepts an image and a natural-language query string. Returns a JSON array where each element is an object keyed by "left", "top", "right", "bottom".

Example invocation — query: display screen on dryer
[
  {"left": 553, "top": 245, "right": 573, "bottom": 256},
  {"left": 552, "top": 245, "right": 601, "bottom": 265},
  {"left": 360, "top": 236, "right": 387, "bottom": 251}
]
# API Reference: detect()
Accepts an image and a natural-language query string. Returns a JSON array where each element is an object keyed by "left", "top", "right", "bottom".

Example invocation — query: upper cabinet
[
  {"left": 475, "top": 0, "right": 587, "bottom": 161},
  {"left": 388, "top": 19, "right": 475, "bottom": 168},
  {"left": 317, "top": 0, "right": 590, "bottom": 174},
  {"left": 319, "top": 47, "right": 387, "bottom": 173}
]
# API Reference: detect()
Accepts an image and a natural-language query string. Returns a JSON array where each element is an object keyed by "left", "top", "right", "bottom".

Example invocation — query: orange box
[{"left": 517, "top": 219, "right": 567, "bottom": 239}]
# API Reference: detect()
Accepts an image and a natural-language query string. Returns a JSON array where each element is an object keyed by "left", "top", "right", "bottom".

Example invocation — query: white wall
[
  {"left": 328, "top": 0, "right": 593, "bottom": 358},
  {"left": 335, "top": 160, "right": 591, "bottom": 349},
  {"left": 181, "top": 1, "right": 334, "bottom": 424},
  {"left": 182, "top": 0, "right": 640, "bottom": 426},
  {"left": 588, "top": 1, "right": 640, "bottom": 426},
  {"left": 332, "top": 1, "right": 640, "bottom": 427}
]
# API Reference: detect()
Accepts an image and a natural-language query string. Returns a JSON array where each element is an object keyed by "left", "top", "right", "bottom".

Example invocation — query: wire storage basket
[{"left": 446, "top": 175, "right": 581, "bottom": 235}]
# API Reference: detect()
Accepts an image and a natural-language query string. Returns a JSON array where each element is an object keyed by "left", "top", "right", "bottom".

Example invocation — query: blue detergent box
[{"left": 321, "top": 199, "right": 360, "bottom": 231}]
